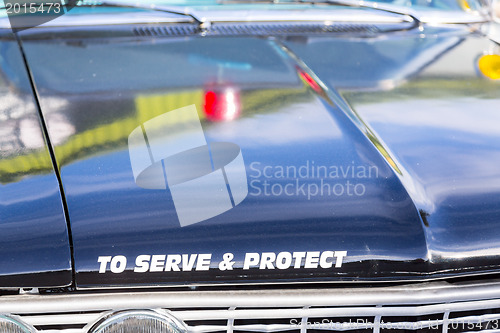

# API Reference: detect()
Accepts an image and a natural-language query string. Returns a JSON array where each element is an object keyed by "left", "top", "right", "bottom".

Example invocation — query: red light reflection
[
  {"left": 203, "top": 85, "right": 241, "bottom": 122},
  {"left": 298, "top": 69, "right": 322, "bottom": 94}
]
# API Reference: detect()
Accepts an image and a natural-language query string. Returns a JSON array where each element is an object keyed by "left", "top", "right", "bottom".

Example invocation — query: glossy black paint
[
  {"left": 3, "top": 19, "right": 499, "bottom": 287},
  {"left": 285, "top": 25, "right": 500, "bottom": 274},
  {"left": 0, "top": 31, "right": 72, "bottom": 287}
]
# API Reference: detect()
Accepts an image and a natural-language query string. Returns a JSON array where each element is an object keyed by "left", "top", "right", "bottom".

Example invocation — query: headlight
[
  {"left": 89, "top": 309, "right": 188, "bottom": 333},
  {"left": 0, "top": 315, "right": 35, "bottom": 333}
]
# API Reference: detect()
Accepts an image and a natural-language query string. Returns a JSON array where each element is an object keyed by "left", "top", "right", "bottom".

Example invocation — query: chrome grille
[{"left": 3, "top": 281, "right": 500, "bottom": 333}]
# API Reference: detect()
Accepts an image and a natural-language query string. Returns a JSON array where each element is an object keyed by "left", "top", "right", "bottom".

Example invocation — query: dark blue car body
[{"left": 0, "top": 4, "right": 499, "bottom": 291}]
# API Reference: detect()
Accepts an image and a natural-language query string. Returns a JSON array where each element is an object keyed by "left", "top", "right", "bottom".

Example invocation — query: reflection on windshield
[
  {"left": 349, "top": 0, "right": 480, "bottom": 11},
  {"left": 139, "top": 0, "right": 484, "bottom": 12}
]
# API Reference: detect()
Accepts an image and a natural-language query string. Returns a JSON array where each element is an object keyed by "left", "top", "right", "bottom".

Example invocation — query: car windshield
[
  {"left": 122, "top": 0, "right": 486, "bottom": 12},
  {"left": 0, "top": 0, "right": 490, "bottom": 28}
]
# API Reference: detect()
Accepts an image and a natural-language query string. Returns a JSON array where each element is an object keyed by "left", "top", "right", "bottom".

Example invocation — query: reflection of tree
[
  {"left": 342, "top": 78, "right": 500, "bottom": 104},
  {"left": 339, "top": 77, "right": 500, "bottom": 178},
  {"left": 0, "top": 89, "right": 76, "bottom": 183},
  {"left": 0, "top": 90, "right": 52, "bottom": 183},
  {"left": 0, "top": 86, "right": 307, "bottom": 184},
  {"left": 0, "top": 92, "right": 38, "bottom": 152},
  {"left": 53, "top": 87, "right": 308, "bottom": 168}
]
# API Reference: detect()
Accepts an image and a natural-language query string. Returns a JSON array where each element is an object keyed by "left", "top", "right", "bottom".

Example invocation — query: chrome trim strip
[{"left": 0, "top": 280, "right": 499, "bottom": 313}]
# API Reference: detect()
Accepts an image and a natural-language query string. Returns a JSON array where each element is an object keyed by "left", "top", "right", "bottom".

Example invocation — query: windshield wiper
[
  {"left": 82, "top": 0, "right": 212, "bottom": 31},
  {"left": 76, "top": 0, "right": 420, "bottom": 31},
  {"left": 308, "top": 0, "right": 422, "bottom": 29},
  {"left": 221, "top": 0, "right": 421, "bottom": 29},
  {"left": 75, "top": 0, "right": 421, "bottom": 31}
]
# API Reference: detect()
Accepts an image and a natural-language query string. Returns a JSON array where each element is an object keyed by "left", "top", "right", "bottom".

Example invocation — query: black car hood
[{"left": 12, "top": 22, "right": 500, "bottom": 288}]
